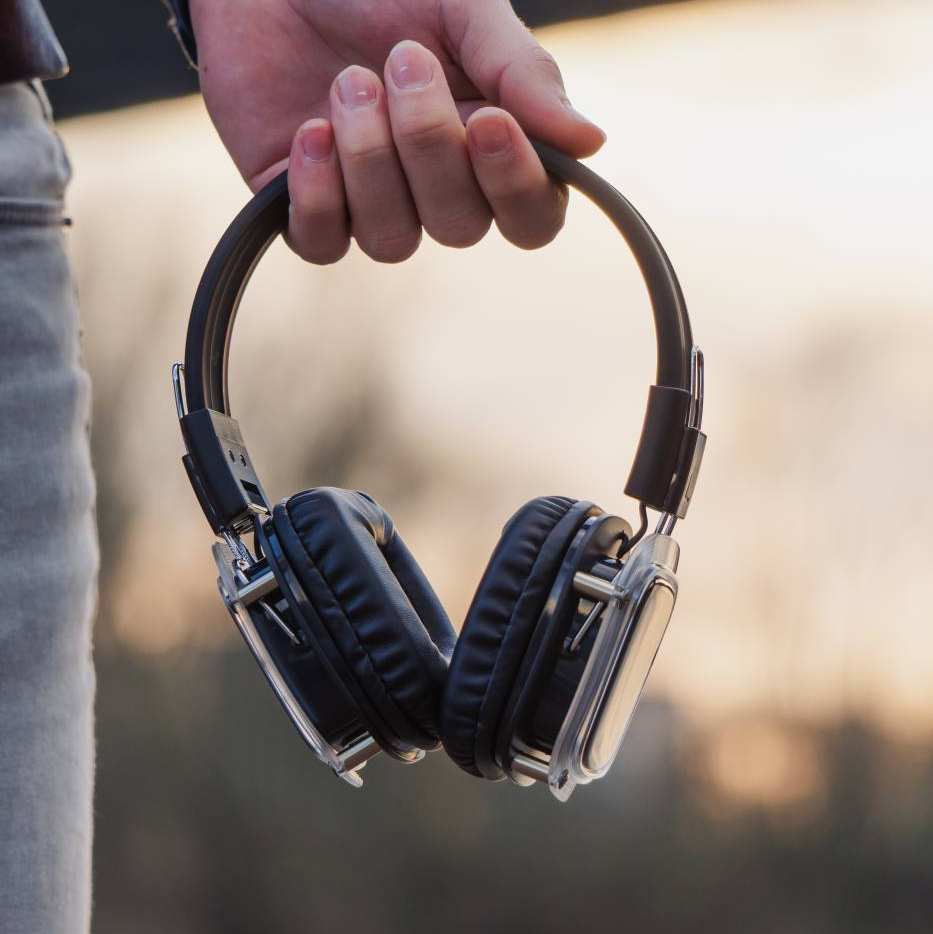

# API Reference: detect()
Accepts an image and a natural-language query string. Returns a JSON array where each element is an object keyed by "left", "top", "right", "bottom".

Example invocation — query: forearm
[{"left": 0, "top": 81, "right": 97, "bottom": 934}]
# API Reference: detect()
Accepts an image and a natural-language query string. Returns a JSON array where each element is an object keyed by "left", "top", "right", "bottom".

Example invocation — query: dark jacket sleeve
[{"left": 0, "top": 0, "right": 68, "bottom": 83}]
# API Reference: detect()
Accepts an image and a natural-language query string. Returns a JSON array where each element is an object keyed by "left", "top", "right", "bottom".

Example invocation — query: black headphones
[{"left": 173, "top": 142, "right": 705, "bottom": 801}]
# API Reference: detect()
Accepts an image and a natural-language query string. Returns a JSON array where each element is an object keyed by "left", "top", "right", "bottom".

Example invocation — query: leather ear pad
[
  {"left": 440, "top": 496, "right": 600, "bottom": 779},
  {"left": 272, "top": 488, "right": 456, "bottom": 751}
]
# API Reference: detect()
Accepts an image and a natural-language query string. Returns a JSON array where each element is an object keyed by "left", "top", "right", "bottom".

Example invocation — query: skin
[{"left": 190, "top": 0, "right": 606, "bottom": 264}]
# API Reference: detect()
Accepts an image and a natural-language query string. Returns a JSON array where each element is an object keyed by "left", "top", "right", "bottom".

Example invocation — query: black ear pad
[
  {"left": 439, "top": 496, "right": 600, "bottom": 779},
  {"left": 272, "top": 488, "right": 456, "bottom": 752}
]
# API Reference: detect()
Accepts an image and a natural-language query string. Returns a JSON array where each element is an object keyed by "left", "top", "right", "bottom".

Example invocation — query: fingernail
[
  {"left": 298, "top": 119, "right": 333, "bottom": 162},
  {"left": 388, "top": 41, "right": 434, "bottom": 90},
  {"left": 337, "top": 67, "right": 378, "bottom": 109},
  {"left": 470, "top": 114, "right": 512, "bottom": 156}
]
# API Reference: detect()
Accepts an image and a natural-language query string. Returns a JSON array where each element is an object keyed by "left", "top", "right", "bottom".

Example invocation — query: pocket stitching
[{"left": 0, "top": 198, "right": 65, "bottom": 227}]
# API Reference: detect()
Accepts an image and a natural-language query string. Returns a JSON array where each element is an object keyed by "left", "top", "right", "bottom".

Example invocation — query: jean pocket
[{"left": 0, "top": 197, "right": 67, "bottom": 227}]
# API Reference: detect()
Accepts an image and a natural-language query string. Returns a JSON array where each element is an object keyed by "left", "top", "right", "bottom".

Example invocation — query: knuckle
[
  {"left": 501, "top": 44, "right": 563, "bottom": 95},
  {"left": 340, "top": 139, "right": 398, "bottom": 168},
  {"left": 397, "top": 117, "right": 459, "bottom": 157},
  {"left": 529, "top": 45, "right": 561, "bottom": 79},
  {"left": 290, "top": 190, "right": 337, "bottom": 218}
]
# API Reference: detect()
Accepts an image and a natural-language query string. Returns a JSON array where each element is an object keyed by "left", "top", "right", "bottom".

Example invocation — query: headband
[{"left": 177, "top": 142, "right": 704, "bottom": 536}]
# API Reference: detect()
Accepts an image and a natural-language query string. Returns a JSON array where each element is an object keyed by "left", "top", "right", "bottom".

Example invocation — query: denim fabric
[{"left": 0, "top": 81, "right": 97, "bottom": 934}]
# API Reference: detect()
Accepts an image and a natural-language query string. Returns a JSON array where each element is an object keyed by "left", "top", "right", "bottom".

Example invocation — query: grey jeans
[{"left": 0, "top": 81, "right": 96, "bottom": 933}]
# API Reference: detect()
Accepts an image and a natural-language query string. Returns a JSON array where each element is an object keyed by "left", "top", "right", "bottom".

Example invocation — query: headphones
[{"left": 173, "top": 142, "right": 705, "bottom": 801}]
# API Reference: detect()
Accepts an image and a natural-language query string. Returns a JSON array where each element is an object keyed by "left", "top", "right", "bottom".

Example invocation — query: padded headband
[{"left": 180, "top": 141, "right": 701, "bottom": 522}]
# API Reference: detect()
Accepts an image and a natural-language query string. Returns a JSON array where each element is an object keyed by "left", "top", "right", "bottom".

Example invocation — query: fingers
[
  {"left": 330, "top": 65, "right": 422, "bottom": 263},
  {"left": 445, "top": 0, "right": 606, "bottom": 158},
  {"left": 287, "top": 119, "right": 350, "bottom": 265},
  {"left": 286, "top": 37, "right": 574, "bottom": 265},
  {"left": 384, "top": 41, "right": 491, "bottom": 248},
  {"left": 466, "top": 108, "right": 567, "bottom": 249}
]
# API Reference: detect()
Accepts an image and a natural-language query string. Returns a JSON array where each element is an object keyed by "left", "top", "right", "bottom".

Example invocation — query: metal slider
[
  {"left": 656, "top": 345, "right": 705, "bottom": 536},
  {"left": 573, "top": 571, "right": 624, "bottom": 603},
  {"left": 171, "top": 362, "right": 187, "bottom": 419},
  {"left": 567, "top": 571, "right": 632, "bottom": 654},
  {"left": 236, "top": 568, "right": 277, "bottom": 605},
  {"left": 689, "top": 345, "right": 705, "bottom": 431},
  {"left": 511, "top": 753, "right": 551, "bottom": 783},
  {"left": 212, "top": 539, "right": 383, "bottom": 787},
  {"left": 564, "top": 600, "right": 606, "bottom": 655},
  {"left": 338, "top": 736, "right": 381, "bottom": 773},
  {"left": 221, "top": 529, "right": 254, "bottom": 571},
  {"left": 217, "top": 545, "right": 302, "bottom": 646},
  {"left": 259, "top": 599, "right": 301, "bottom": 647}
]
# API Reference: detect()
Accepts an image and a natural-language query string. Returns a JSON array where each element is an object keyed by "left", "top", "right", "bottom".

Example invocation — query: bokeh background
[{"left": 40, "top": 0, "right": 933, "bottom": 931}]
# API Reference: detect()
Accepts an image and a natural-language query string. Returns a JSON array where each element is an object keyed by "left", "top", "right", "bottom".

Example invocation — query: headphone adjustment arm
[
  {"left": 625, "top": 346, "right": 706, "bottom": 526},
  {"left": 172, "top": 362, "right": 271, "bottom": 536}
]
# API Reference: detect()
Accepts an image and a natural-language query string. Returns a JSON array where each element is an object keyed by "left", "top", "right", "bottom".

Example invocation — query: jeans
[{"left": 0, "top": 81, "right": 96, "bottom": 933}]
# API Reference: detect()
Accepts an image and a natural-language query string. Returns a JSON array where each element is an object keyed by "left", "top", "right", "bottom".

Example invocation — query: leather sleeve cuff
[{"left": 161, "top": 0, "right": 198, "bottom": 68}]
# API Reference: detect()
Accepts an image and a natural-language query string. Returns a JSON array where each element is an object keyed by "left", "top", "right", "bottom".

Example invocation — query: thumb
[{"left": 447, "top": 0, "right": 606, "bottom": 158}]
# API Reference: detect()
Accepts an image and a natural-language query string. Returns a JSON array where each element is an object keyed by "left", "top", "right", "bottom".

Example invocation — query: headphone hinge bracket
[
  {"left": 626, "top": 346, "right": 706, "bottom": 523},
  {"left": 179, "top": 406, "right": 271, "bottom": 535},
  {"left": 661, "top": 426, "right": 706, "bottom": 520}
]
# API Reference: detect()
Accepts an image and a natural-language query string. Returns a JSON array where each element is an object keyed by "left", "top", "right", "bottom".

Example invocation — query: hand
[{"left": 190, "top": 0, "right": 606, "bottom": 264}]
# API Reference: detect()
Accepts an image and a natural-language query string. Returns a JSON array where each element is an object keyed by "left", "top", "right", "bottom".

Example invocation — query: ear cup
[
  {"left": 272, "top": 488, "right": 456, "bottom": 752},
  {"left": 440, "top": 496, "right": 600, "bottom": 779}
]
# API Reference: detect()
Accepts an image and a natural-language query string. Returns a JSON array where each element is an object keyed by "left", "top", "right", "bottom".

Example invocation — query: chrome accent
[
  {"left": 506, "top": 736, "right": 547, "bottom": 786},
  {"left": 171, "top": 362, "right": 187, "bottom": 419},
  {"left": 573, "top": 572, "right": 622, "bottom": 604},
  {"left": 339, "top": 736, "right": 381, "bottom": 772},
  {"left": 214, "top": 541, "right": 244, "bottom": 604},
  {"left": 221, "top": 528, "right": 253, "bottom": 571},
  {"left": 565, "top": 600, "right": 608, "bottom": 655},
  {"left": 395, "top": 747, "right": 425, "bottom": 764},
  {"left": 643, "top": 533, "right": 680, "bottom": 574},
  {"left": 212, "top": 541, "right": 380, "bottom": 787},
  {"left": 512, "top": 753, "right": 551, "bottom": 783},
  {"left": 547, "top": 533, "right": 680, "bottom": 801},
  {"left": 678, "top": 431, "right": 706, "bottom": 514},
  {"left": 236, "top": 568, "right": 277, "bottom": 606},
  {"left": 689, "top": 345, "right": 705, "bottom": 431},
  {"left": 259, "top": 599, "right": 301, "bottom": 647}
]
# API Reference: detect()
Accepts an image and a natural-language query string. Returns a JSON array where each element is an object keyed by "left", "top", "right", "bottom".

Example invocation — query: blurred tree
[{"left": 92, "top": 643, "right": 933, "bottom": 934}]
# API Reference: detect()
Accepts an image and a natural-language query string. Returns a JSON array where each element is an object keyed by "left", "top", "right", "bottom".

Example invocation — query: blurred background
[{"left": 40, "top": 0, "right": 933, "bottom": 931}]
